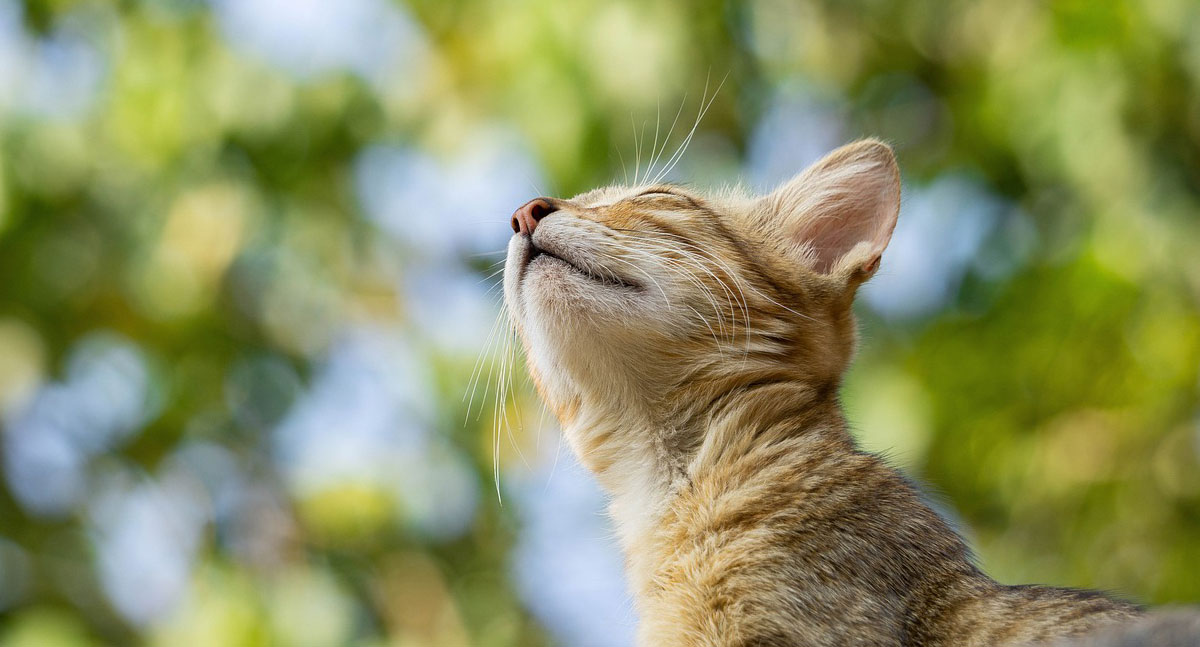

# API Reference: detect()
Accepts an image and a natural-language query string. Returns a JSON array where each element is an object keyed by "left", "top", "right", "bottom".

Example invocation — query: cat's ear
[{"left": 761, "top": 139, "right": 900, "bottom": 280}]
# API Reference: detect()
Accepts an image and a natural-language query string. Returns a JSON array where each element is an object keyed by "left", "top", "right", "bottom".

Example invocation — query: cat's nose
[{"left": 511, "top": 198, "right": 558, "bottom": 236}]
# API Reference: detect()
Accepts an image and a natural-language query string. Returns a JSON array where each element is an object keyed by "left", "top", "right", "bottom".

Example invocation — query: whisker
[
  {"left": 649, "top": 99, "right": 661, "bottom": 184},
  {"left": 605, "top": 241, "right": 732, "bottom": 340},
  {"left": 648, "top": 92, "right": 689, "bottom": 184},
  {"left": 467, "top": 249, "right": 508, "bottom": 259},
  {"left": 631, "top": 114, "right": 643, "bottom": 187},
  {"left": 498, "top": 323, "right": 529, "bottom": 470},
  {"left": 643, "top": 250, "right": 735, "bottom": 341},
  {"left": 651, "top": 71, "right": 729, "bottom": 186},
  {"left": 474, "top": 266, "right": 507, "bottom": 287},
  {"left": 603, "top": 254, "right": 672, "bottom": 310},
  {"left": 611, "top": 227, "right": 790, "bottom": 328},
  {"left": 521, "top": 171, "right": 544, "bottom": 199},
  {"left": 615, "top": 232, "right": 746, "bottom": 328},
  {"left": 465, "top": 303, "right": 508, "bottom": 420}
]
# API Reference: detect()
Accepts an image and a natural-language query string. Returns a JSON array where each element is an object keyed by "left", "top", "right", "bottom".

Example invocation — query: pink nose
[{"left": 511, "top": 198, "right": 558, "bottom": 235}]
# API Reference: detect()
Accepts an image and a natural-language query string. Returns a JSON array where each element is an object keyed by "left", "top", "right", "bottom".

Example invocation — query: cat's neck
[
  {"left": 587, "top": 375, "right": 850, "bottom": 557},
  {"left": 687, "top": 377, "right": 851, "bottom": 474}
]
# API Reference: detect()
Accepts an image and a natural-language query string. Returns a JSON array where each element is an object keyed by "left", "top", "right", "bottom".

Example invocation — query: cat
[{"left": 502, "top": 139, "right": 1192, "bottom": 646}]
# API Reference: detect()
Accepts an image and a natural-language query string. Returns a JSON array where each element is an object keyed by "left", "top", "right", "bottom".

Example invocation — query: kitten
[{"left": 502, "top": 140, "right": 1186, "bottom": 646}]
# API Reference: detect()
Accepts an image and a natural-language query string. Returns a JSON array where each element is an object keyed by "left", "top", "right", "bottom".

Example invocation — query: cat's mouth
[{"left": 524, "top": 241, "right": 640, "bottom": 290}]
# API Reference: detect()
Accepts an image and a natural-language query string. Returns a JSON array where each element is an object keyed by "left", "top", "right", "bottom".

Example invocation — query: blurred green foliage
[{"left": 0, "top": 0, "right": 1197, "bottom": 645}]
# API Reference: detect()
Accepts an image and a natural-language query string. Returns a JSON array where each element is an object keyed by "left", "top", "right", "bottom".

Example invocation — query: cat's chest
[{"left": 627, "top": 474, "right": 910, "bottom": 645}]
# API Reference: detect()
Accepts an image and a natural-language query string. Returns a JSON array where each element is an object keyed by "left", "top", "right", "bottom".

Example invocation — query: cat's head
[{"left": 503, "top": 140, "right": 899, "bottom": 471}]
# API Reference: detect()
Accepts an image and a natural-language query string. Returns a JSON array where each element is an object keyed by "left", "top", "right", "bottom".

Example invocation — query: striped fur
[{"left": 503, "top": 140, "right": 1152, "bottom": 645}]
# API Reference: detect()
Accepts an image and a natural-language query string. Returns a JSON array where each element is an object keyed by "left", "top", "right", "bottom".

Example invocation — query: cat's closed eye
[{"left": 634, "top": 189, "right": 684, "bottom": 199}]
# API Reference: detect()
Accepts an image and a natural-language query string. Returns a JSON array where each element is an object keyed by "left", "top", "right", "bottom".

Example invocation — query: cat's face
[
  {"left": 503, "top": 183, "right": 757, "bottom": 426},
  {"left": 503, "top": 140, "right": 900, "bottom": 453}
]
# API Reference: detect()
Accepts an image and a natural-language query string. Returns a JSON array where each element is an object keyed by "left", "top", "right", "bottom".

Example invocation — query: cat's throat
[{"left": 575, "top": 376, "right": 850, "bottom": 558}]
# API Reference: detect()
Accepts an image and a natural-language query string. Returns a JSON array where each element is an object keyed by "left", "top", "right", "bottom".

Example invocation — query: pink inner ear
[
  {"left": 794, "top": 181, "right": 897, "bottom": 274},
  {"left": 766, "top": 140, "right": 901, "bottom": 275}
]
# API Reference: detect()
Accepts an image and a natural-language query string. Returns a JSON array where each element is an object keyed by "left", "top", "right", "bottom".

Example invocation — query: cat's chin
[{"left": 528, "top": 251, "right": 639, "bottom": 290}]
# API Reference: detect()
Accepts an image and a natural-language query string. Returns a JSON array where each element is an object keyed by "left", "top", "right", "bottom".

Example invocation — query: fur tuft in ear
[{"left": 763, "top": 139, "right": 900, "bottom": 278}]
